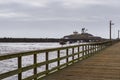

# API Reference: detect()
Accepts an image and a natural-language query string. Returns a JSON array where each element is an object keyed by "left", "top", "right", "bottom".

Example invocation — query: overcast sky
[{"left": 0, "top": 0, "right": 120, "bottom": 38}]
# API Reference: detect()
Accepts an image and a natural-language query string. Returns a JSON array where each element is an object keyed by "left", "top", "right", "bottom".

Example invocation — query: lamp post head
[
  {"left": 110, "top": 20, "right": 114, "bottom": 25},
  {"left": 111, "top": 23, "right": 114, "bottom": 25}
]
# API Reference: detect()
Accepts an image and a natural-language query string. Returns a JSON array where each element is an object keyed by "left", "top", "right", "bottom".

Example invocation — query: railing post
[
  {"left": 85, "top": 45, "right": 88, "bottom": 58},
  {"left": 94, "top": 44, "right": 96, "bottom": 53},
  {"left": 89, "top": 44, "right": 92, "bottom": 56},
  {"left": 78, "top": 46, "right": 80, "bottom": 61},
  {"left": 95, "top": 44, "right": 97, "bottom": 53},
  {"left": 34, "top": 53, "right": 37, "bottom": 80},
  {"left": 72, "top": 47, "right": 74, "bottom": 63},
  {"left": 57, "top": 50, "right": 60, "bottom": 70},
  {"left": 98, "top": 44, "right": 100, "bottom": 51},
  {"left": 96, "top": 44, "right": 98, "bottom": 52},
  {"left": 92, "top": 44, "right": 94, "bottom": 55},
  {"left": 46, "top": 52, "right": 49, "bottom": 75},
  {"left": 18, "top": 56, "right": 22, "bottom": 80},
  {"left": 82, "top": 45, "right": 85, "bottom": 60},
  {"left": 93, "top": 44, "right": 95, "bottom": 54},
  {"left": 91, "top": 44, "right": 94, "bottom": 55},
  {"left": 100, "top": 43, "right": 103, "bottom": 50},
  {"left": 95, "top": 44, "right": 97, "bottom": 54},
  {"left": 66, "top": 49, "right": 69, "bottom": 66},
  {"left": 88, "top": 45, "right": 90, "bottom": 57}
]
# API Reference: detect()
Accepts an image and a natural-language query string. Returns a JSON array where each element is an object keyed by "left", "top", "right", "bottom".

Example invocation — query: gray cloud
[{"left": 0, "top": 0, "right": 120, "bottom": 38}]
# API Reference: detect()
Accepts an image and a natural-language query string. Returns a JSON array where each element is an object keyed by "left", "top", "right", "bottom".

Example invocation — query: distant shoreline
[
  {"left": 0, "top": 38, "right": 105, "bottom": 43},
  {"left": 0, "top": 38, "right": 61, "bottom": 42}
]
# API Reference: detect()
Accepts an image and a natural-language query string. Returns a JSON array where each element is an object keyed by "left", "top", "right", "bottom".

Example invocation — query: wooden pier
[
  {"left": 43, "top": 42, "right": 120, "bottom": 80},
  {"left": 0, "top": 40, "right": 119, "bottom": 80}
]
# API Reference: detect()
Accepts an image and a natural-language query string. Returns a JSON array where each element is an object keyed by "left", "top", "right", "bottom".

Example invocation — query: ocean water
[
  {"left": 0, "top": 42, "right": 61, "bottom": 55},
  {"left": 0, "top": 42, "right": 81, "bottom": 80}
]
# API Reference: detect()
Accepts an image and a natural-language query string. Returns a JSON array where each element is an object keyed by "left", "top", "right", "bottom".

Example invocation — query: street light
[
  {"left": 109, "top": 20, "right": 114, "bottom": 40},
  {"left": 118, "top": 30, "right": 120, "bottom": 39}
]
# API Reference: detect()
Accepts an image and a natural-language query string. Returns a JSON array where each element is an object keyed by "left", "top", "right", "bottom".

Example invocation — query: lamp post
[
  {"left": 118, "top": 30, "right": 120, "bottom": 39},
  {"left": 109, "top": 20, "right": 114, "bottom": 40}
]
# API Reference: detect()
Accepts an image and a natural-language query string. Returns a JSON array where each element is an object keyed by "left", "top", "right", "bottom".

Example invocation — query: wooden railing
[{"left": 0, "top": 41, "right": 114, "bottom": 80}]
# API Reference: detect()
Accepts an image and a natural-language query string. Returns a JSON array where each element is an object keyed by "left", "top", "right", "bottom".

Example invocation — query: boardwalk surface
[{"left": 43, "top": 42, "right": 120, "bottom": 80}]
